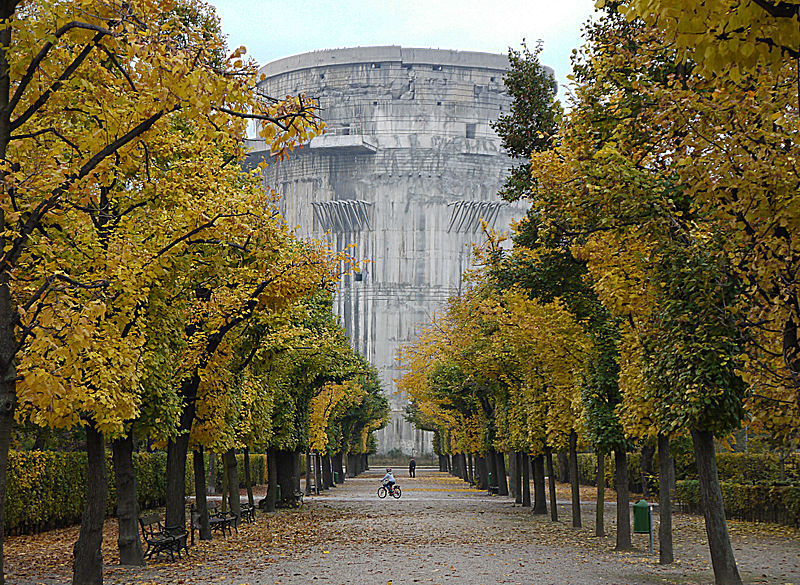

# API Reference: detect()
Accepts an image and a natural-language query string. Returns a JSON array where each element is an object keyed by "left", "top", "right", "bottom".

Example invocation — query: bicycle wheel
[
  {"left": 377, "top": 486, "right": 387, "bottom": 499},
  {"left": 391, "top": 486, "right": 402, "bottom": 499}
]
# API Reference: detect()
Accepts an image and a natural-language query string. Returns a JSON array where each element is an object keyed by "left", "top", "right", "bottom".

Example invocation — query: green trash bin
[
  {"left": 633, "top": 499, "right": 654, "bottom": 553},
  {"left": 633, "top": 499, "right": 651, "bottom": 533},
  {"left": 334, "top": 471, "right": 339, "bottom": 483}
]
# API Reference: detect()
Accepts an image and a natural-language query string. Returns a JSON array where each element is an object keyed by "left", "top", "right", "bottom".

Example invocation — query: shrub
[
  {"left": 676, "top": 480, "right": 800, "bottom": 527},
  {"left": 6, "top": 450, "right": 168, "bottom": 535}
]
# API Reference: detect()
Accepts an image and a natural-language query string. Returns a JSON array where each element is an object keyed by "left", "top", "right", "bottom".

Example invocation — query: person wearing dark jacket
[{"left": 409, "top": 458, "right": 416, "bottom": 478}]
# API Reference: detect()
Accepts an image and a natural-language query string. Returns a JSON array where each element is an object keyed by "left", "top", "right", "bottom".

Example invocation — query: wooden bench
[
  {"left": 207, "top": 501, "right": 237, "bottom": 536},
  {"left": 139, "top": 514, "right": 187, "bottom": 561}
]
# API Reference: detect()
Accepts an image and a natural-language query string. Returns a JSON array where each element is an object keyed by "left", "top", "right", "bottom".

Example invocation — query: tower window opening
[{"left": 466, "top": 123, "right": 476, "bottom": 139}]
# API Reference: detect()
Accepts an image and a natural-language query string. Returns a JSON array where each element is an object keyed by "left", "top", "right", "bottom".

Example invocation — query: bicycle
[{"left": 377, "top": 482, "right": 402, "bottom": 499}]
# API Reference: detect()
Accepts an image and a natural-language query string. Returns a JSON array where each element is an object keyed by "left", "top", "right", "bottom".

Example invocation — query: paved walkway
[{"left": 9, "top": 467, "right": 800, "bottom": 584}]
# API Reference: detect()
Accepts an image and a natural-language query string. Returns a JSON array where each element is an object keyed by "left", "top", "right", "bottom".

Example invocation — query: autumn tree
[{"left": 0, "top": 1, "right": 323, "bottom": 582}]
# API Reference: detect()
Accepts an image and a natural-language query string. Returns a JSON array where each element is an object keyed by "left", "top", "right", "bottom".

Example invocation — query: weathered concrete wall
[{"left": 249, "top": 46, "right": 529, "bottom": 455}]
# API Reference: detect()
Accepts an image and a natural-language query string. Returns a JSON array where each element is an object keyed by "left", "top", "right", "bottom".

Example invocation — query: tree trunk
[
  {"left": 276, "top": 449, "right": 296, "bottom": 502},
  {"left": 207, "top": 452, "right": 216, "bottom": 494},
  {"left": 521, "top": 453, "right": 531, "bottom": 507},
  {"left": 264, "top": 447, "right": 277, "bottom": 512},
  {"left": 641, "top": 443, "right": 655, "bottom": 497},
  {"left": 0, "top": 16, "right": 17, "bottom": 585},
  {"left": 532, "top": 454, "right": 547, "bottom": 514},
  {"left": 486, "top": 450, "right": 496, "bottom": 493},
  {"left": 73, "top": 425, "right": 107, "bottom": 585},
  {"left": 467, "top": 452, "right": 474, "bottom": 485},
  {"left": 495, "top": 451, "right": 509, "bottom": 496},
  {"left": 509, "top": 450, "right": 518, "bottom": 501},
  {"left": 615, "top": 449, "right": 632, "bottom": 550},
  {"left": 192, "top": 448, "right": 211, "bottom": 540},
  {"left": 315, "top": 453, "right": 323, "bottom": 493},
  {"left": 691, "top": 429, "right": 742, "bottom": 585},
  {"left": 477, "top": 455, "right": 488, "bottom": 490},
  {"left": 658, "top": 433, "right": 673, "bottom": 565},
  {"left": 165, "top": 386, "right": 196, "bottom": 530},
  {"left": 112, "top": 434, "right": 144, "bottom": 565},
  {"left": 545, "top": 447, "right": 558, "bottom": 522},
  {"left": 244, "top": 447, "right": 254, "bottom": 507},
  {"left": 558, "top": 451, "right": 570, "bottom": 483},
  {"left": 322, "top": 455, "right": 333, "bottom": 488},
  {"left": 334, "top": 453, "right": 345, "bottom": 483},
  {"left": 595, "top": 450, "right": 605, "bottom": 537},
  {"left": 569, "top": 431, "right": 581, "bottom": 528},
  {"left": 305, "top": 451, "right": 313, "bottom": 494},
  {"left": 513, "top": 452, "right": 522, "bottom": 504},
  {"left": 220, "top": 454, "right": 228, "bottom": 514},
  {"left": 224, "top": 449, "right": 240, "bottom": 520}
]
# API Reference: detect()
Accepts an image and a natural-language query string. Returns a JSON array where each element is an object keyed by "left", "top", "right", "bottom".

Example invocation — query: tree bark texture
[
  {"left": 641, "top": 443, "right": 655, "bottom": 497},
  {"left": 207, "top": 452, "right": 216, "bottom": 494},
  {"left": 595, "top": 450, "right": 605, "bottom": 537},
  {"left": 322, "top": 455, "right": 333, "bottom": 488},
  {"left": 165, "top": 384, "right": 196, "bottom": 530},
  {"left": 495, "top": 451, "right": 509, "bottom": 496},
  {"left": 306, "top": 451, "right": 313, "bottom": 494},
  {"left": 486, "top": 450, "right": 497, "bottom": 493},
  {"left": 0, "top": 15, "right": 18, "bottom": 584},
  {"left": 244, "top": 447, "right": 254, "bottom": 507},
  {"left": 508, "top": 451, "right": 518, "bottom": 501},
  {"left": 658, "top": 433, "right": 674, "bottom": 565},
  {"left": 224, "top": 449, "right": 240, "bottom": 519},
  {"left": 264, "top": 447, "right": 277, "bottom": 512},
  {"left": 512, "top": 452, "right": 522, "bottom": 504},
  {"left": 545, "top": 447, "right": 558, "bottom": 522},
  {"left": 558, "top": 451, "right": 570, "bottom": 483},
  {"left": 333, "top": 453, "right": 345, "bottom": 483},
  {"left": 532, "top": 454, "right": 547, "bottom": 514},
  {"left": 276, "top": 450, "right": 296, "bottom": 502},
  {"left": 112, "top": 434, "right": 144, "bottom": 565},
  {"left": 73, "top": 425, "right": 106, "bottom": 585},
  {"left": 614, "top": 449, "right": 632, "bottom": 550},
  {"left": 192, "top": 449, "right": 211, "bottom": 540},
  {"left": 315, "top": 453, "right": 324, "bottom": 492},
  {"left": 477, "top": 455, "right": 488, "bottom": 490},
  {"left": 569, "top": 431, "right": 582, "bottom": 528},
  {"left": 521, "top": 453, "right": 531, "bottom": 508},
  {"left": 691, "top": 429, "right": 742, "bottom": 585},
  {"left": 467, "top": 452, "right": 474, "bottom": 484}
]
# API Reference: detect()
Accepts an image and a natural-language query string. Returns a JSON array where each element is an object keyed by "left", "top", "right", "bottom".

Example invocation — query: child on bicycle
[{"left": 382, "top": 468, "right": 396, "bottom": 494}]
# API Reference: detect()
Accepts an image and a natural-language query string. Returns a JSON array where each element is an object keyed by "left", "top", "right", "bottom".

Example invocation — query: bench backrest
[{"left": 139, "top": 514, "right": 164, "bottom": 539}]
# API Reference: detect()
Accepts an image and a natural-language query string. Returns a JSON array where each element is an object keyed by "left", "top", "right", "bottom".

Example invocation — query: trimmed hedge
[
  {"left": 676, "top": 480, "right": 800, "bottom": 527},
  {"left": 576, "top": 452, "right": 646, "bottom": 493},
  {"left": 577, "top": 450, "right": 800, "bottom": 491},
  {"left": 6, "top": 450, "right": 168, "bottom": 535},
  {"left": 7, "top": 449, "right": 268, "bottom": 535}
]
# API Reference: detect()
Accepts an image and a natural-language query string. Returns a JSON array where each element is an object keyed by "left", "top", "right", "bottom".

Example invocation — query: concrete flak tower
[{"left": 248, "top": 46, "right": 528, "bottom": 456}]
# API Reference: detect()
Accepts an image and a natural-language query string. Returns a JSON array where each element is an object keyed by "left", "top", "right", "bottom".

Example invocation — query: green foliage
[
  {"left": 208, "top": 453, "right": 267, "bottom": 491},
  {"left": 676, "top": 480, "right": 800, "bottom": 527},
  {"left": 576, "top": 452, "right": 645, "bottom": 492},
  {"left": 491, "top": 41, "right": 560, "bottom": 202},
  {"left": 6, "top": 450, "right": 167, "bottom": 535}
]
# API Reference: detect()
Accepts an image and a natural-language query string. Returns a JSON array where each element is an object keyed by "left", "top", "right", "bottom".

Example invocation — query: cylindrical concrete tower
[{"left": 248, "top": 46, "right": 528, "bottom": 456}]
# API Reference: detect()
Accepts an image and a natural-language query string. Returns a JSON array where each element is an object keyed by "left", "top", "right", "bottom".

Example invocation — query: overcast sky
[{"left": 206, "top": 0, "right": 599, "bottom": 104}]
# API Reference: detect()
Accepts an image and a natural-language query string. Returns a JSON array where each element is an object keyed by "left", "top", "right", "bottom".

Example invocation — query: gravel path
[{"left": 8, "top": 467, "right": 800, "bottom": 584}]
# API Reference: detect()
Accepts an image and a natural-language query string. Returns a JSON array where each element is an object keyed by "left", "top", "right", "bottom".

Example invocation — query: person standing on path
[{"left": 409, "top": 458, "right": 416, "bottom": 478}]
